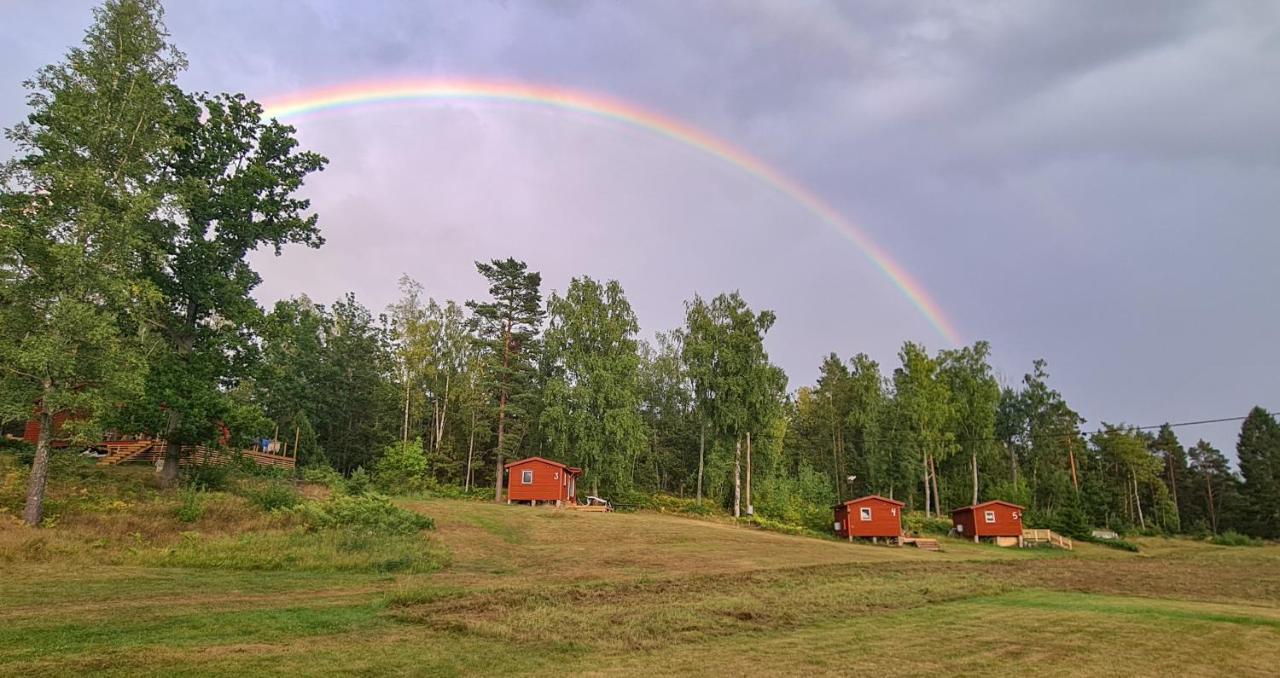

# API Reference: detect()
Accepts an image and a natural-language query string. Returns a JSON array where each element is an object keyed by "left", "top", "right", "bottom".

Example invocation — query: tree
[
  {"left": 636, "top": 331, "right": 694, "bottom": 494},
  {"left": 1186, "top": 439, "right": 1239, "bottom": 535},
  {"left": 0, "top": 0, "right": 181, "bottom": 525},
  {"left": 681, "top": 292, "right": 784, "bottom": 516},
  {"left": 540, "top": 277, "right": 646, "bottom": 497},
  {"left": 467, "top": 258, "right": 544, "bottom": 502},
  {"left": 1149, "top": 424, "right": 1188, "bottom": 532},
  {"left": 1237, "top": 407, "right": 1280, "bottom": 538},
  {"left": 890, "top": 342, "right": 953, "bottom": 516},
  {"left": 939, "top": 342, "right": 1000, "bottom": 507},
  {"left": 131, "top": 88, "right": 326, "bottom": 485}
]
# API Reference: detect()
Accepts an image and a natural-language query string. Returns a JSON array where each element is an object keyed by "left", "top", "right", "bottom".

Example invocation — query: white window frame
[
  {"left": 860, "top": 507, "right": 872, "bottom": 522},
  {"left": 521, "top": 469, "right": 533, "bottom": 485},
  {"left": 984, "top": 510, "right": 996, "bottom": 524}
]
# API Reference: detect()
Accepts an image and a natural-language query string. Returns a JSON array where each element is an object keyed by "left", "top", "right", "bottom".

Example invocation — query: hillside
[{"left": 2, "top": 463, "right": 1280, "bottom": 676}]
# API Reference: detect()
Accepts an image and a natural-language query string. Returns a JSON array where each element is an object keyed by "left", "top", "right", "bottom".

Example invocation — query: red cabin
[
  {"left": 504, "top": 456, "right": 581, "bottom": 506},
  {"left": 834, "top": 495, "right": 904, "bottom": 542},
  {"left": 952, "top": 500, "right": 1024, "bottom": 546}
]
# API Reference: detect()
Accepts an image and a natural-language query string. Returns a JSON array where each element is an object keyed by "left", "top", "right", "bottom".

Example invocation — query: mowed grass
[{"left": 2, "top": 475, "right": 1279, "bottom": 676}]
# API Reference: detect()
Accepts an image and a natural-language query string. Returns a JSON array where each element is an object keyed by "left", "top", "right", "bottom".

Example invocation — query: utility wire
[{"left": 851, "top": 411, "right": 1279, "bottom": 447}]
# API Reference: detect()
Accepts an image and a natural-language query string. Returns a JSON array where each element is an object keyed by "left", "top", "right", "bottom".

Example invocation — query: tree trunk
[
  {"left": 1205, "top": 472, "right": 1217, "bottom": 535},
  {"left": 696, "top": 421, "right": 705, "bottom": 503},
  {"left": 926, "top": 447, "right": 936, "bottom": 516},
  {"left": 1132, "top": 471, "right": 1146, "bottom": 530},
  {"left": 22, "top": 406, "right": 55, "bottom": 526},
  {"left": 733, "top": 436, "right": 741, "bottom": 518},
  {"left": 435, "top": 371, "right": 450, "bottom": 451},
  {"left": 1008, "top": 442, "right": 1018, "bottom": 486},
  {"left": 158, "top": 409, "right": 183, "bottom": 488},
  {"left": 1166, "top": 454, "right": 1180, "bottom": 521},
  {"left": 494, "top": 319, "right": 512, "bottom": 503},
  {"left": 402, "top": 367, "right": 411, "bottom": 445},
  {"left": 745, "top": 431, "right": 752, "bottom": 516},
  {"left": 465, "top": 409, "right": 477, "bottom": 492},
  {"left": 930, "top": 453, "right": 942, "bottom": 514},
  {"left": 971, "top": 450, "right": 979, "bottom": 505},
  {"left": 1068, "top": 438, "right": 1080, "bottom": 493}
]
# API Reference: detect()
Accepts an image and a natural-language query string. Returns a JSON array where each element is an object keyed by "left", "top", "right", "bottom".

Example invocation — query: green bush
[
  {"left": 245, "top": 481, "right": 301, "bottom": 512},
  {"left": 184, "top": 463, "right": 231, "bottom": 492},
  {"left": 637, "top": 493, "right": 719, "bottom": 516},
  {"left": 1210, "top": 530, "right": 1263, "bottom": 547},
  {"left": 903, "top": 512, "right": 952, "bottom": 536},
  {"left": 345, "top": 467, "right": 373, "bottom": 496},
  {"left": 291, "top": 494, "right": 434, "bottom": 534},
  {"left": 175, "top": 485, "right": 206, "bottom": 523},
  {"left": 1077, "top": 534, "right": 1140, "bottom": 552},
  {"left": 302, "top": 465, "right": 345, "bottom": 491},
  {"left": 374, "top": 438, "right": 429, "bottom": 494}
]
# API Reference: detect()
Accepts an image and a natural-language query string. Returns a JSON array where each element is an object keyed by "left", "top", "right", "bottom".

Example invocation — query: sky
[{"left": 2, "top": 1, "right": 1277, "bottom": 456}]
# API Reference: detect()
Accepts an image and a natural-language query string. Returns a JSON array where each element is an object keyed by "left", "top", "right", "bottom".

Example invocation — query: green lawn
[{"left": 2, "top": 472, "right": 1279, "bottom": 676}]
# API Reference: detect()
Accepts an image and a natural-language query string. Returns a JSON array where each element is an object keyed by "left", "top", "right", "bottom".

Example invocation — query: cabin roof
[
  {"left": 837, "top": 494, "right": 905, "bottom": 508},
  {"left": 504, "top": 456, "right": 582, "bottom": 475},
  {"left": 951, "top": 499, "right": 1024, "bottom": 513}
]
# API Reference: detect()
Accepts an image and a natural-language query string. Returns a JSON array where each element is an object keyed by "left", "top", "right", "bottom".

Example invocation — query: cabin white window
[
  {"left": 860, "top": 507, "right": 872, "bottom": 521},
  {"left": 521, "top": 470, "right": 534, "bottom": 485},
  {"left": 984, "top": 510, "right": 996, "bottom": 523}
]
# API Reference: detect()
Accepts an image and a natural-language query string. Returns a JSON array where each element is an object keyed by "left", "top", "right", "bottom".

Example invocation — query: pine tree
[
  {"left": 1237, "top": 407, "right": 1280, "bottom": 538},
  {"left": 466, "top": 258, "right": 544, "bottom": 502}
]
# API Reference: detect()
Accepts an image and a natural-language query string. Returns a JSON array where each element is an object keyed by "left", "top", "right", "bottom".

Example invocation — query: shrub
[
  {"left": 638, "top": 493, "right": 719, "bottom": 516},
  {"left": 302, "top": 465, "right": 345, "bottom": 491},
  {"left": 175, "top": 485, "right": 206, "bottom": 523},
  {"left": 374, "top": 438, "right": 429, "bottom": 493},
  {"left": 245, "top": 481, "right": 301, "bottom": 512},
  {"left": 345, "top": 467, "right": 373, "bottom": 496},
  {"left": 184, "top": 463, "right": 231, "bottom": 492},
  {"left": 903, "top": 512, "right": 952, "bottom": 536},
  {"left": 1077, "top": 534, "right": 1140, "bottom": 552},
  {"left": 1210, "top": 530, "right": 1263, "bottom": 547},
  {"left": 291, "top": 494, "right": 434, "bottom": 534}
]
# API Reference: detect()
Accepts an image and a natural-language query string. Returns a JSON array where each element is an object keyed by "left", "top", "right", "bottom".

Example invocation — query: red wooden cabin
[
  {"left": 504, "top": 456, "right": 581, "bottom": 506},
  {"left": 834, "top": 495, "right": 904, "bottom": 543},
  {"left": 952, "top": 500, "right": 1024, "bottom": 545}
]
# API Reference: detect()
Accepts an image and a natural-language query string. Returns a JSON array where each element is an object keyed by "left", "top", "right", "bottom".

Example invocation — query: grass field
[{"left": 2, "top": 464, "right": 1279, "bottom": 676}]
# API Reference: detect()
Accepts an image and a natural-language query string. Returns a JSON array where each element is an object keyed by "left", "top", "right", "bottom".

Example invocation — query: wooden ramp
[
  {"left": 899, "top": 536, "right": 942, "bottom": 552},
  {"left": 95, "top": 441, "right": 294, "bottom": 471},
  {"left": 1022, "top": 528, "right": 1073, "bottom": 550},
  {"left": 98, "top": 440, "right": 157, "bottom": 466}
]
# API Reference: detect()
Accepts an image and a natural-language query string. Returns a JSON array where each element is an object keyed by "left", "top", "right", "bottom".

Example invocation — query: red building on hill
[
  {"left": 504, "top": 456, "right": 581, "bottom": 506},
  {"left": 833, "top": 495, "right": 904, "bottom": 543},
  {"left": 952, "top": 500, "right": 1024, "bottom": 546}
]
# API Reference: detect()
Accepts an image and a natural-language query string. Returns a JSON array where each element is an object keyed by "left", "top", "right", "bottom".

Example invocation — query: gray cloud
[{"left": 3, "top": 0, "right": 1276, "bottom": 455}]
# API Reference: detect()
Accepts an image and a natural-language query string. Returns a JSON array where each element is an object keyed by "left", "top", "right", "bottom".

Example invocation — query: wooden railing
[
  {"left": 96, "top": 440, "right": 294, "bottom": 471},
  {"left": 1022, "top": 528, "right": 1073, "bottom": 550}
]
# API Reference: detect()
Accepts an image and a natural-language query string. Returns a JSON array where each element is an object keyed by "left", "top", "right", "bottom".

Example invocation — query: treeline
[
  {"left": 3, "top": 1, "right": 1279, "bottom": 539},
  {"left": 240, "top": 272, "right": 1280, "bottom": 539}
]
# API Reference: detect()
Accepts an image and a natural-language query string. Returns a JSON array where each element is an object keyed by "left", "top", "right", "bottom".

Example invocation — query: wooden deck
[
  {"left": 96, "top": 440, "right": 295, "bottom": 471},
  {"left": 1022, "top": 528, "right": 1073, "bottom": 550}
]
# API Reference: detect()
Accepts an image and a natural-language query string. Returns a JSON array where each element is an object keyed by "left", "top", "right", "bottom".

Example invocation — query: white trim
[
  {"left": 984, "top": 510, "right": 996, "bottom": 523},
  {"left": 859, "top": 507, "right": 872, "bottom": 521},
  {"left": 521, "top": 469, "right": 533, "bottom": 485}
]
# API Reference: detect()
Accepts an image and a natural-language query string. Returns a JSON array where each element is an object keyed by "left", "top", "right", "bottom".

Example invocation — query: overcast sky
[{"left": 3, "top": 1, "right": 1277, "bottom": 456}]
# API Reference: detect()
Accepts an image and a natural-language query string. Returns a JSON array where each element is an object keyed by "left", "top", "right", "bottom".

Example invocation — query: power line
[{"left": 854, "top": 411, "right": 1279, "bottom": 447}]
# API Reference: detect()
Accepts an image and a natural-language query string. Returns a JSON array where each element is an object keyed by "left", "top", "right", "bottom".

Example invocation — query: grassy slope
[{"left": 2, "top": 469, "right": 1279, "bottom": 676}]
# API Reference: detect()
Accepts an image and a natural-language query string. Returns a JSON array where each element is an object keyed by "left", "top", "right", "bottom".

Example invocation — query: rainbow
[{"left": 262, "top": 79, "right": 961, "bottom": 345}]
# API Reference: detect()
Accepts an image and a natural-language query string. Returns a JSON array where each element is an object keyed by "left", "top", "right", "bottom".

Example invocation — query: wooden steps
[
  {"left": 94, "top": 441, "right": 294, "bottom": 471},
  {"left": 97, "top": 440, "right": 157, "bottom": 466},
  {"left": 912, "top": 538, "right": 941, "bottom": 552},
  {"left": 1022, "top": 529, "right": 1074, "bottom": 550}
]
